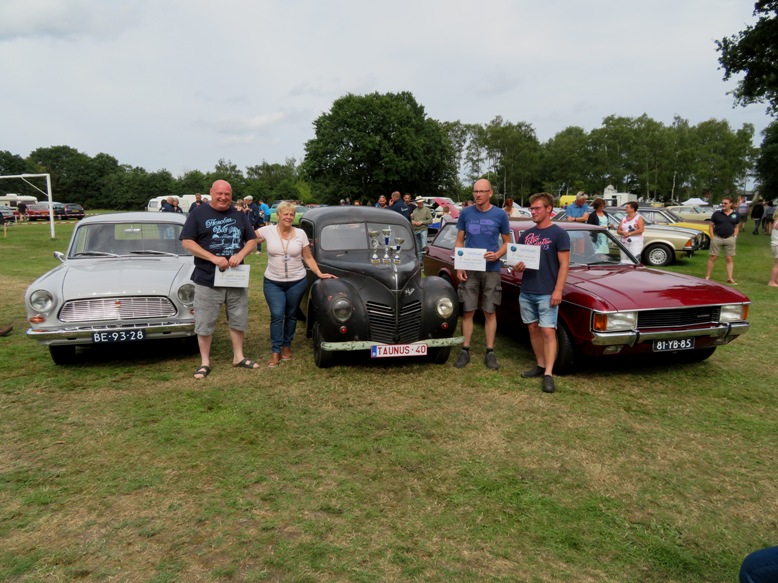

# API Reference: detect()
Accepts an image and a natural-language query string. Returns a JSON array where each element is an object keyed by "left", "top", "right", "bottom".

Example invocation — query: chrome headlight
[
  {"left": 29, "top": 290, "right": 55, "bottom": 312},
  {"left": 436, "top": 297, "right": 454, "bottom": 319},
  {"left": 592, "top": 311, "right": 637, "bottom": 332},
  {"left": 720, "top": 304, "right": 748, "bottom": 322},
  {"left": 331, "top": 297, "right": 353, "bottom": 323},
  {"left": 177, "top": 283, "right": 195, "bottom": 305}
]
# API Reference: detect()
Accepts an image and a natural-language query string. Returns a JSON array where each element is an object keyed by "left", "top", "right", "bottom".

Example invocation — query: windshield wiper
[
  {"left": 73, "top": 251, "right": 120, "bottom": 257},
  {"left": 129, "top": 250, "right": 178, "bottom": 257}
]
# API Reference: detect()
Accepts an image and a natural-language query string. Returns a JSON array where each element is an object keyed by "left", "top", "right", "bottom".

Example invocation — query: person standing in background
[{"left": 705, "top": 196, "right": 740, "bottom": 285}]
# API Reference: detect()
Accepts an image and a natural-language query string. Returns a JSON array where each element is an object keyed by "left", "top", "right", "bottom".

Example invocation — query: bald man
[
  {"left": 454, "top": 179, "right": 510, "bottom": 370},
  {"left": 180, "top": 179, "right": 259, "bottom": 379}
]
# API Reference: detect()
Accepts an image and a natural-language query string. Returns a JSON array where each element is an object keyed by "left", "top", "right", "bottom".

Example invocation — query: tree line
[{"left": 0, "top": 92, "right": 766, "bottom": 210}]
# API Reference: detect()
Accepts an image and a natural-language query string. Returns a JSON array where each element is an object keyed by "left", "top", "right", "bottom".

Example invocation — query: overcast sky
[{"left": 0, "top": 0, "right": 770, "bottom": 178}]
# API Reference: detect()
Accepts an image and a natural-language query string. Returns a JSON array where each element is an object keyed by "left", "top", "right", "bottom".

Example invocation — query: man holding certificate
[
  {"left": 513, "top": 192, "right": 570, "bottom": 393},
  {"left": 180, "top": 179, "right": 259, "bottom": 379},
  {"left": 453, "top": 179, "right": 511, "bottom": 370}
]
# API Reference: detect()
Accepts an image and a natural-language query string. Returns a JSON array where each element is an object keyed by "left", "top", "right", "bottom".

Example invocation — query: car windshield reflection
[
  {"left": 513, "top": 228, "right": 637, "bottom": 267},
  {"left": 69, "top": 223, "right": 188, "bottom": 258},
  {"left": 320, "top": 222, "right": 415, "bottom": 251}
]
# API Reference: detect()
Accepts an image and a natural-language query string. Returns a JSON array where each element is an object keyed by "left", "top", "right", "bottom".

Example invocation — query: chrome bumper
[
  {"left": 591, "top": 321, "right": 749, "bottom": 347},
  {"left": 321, "top": 335, "right": 465, "bottom": 352},
  {"left": 26, "top": 321, "right": 195, "bottom": 345}
]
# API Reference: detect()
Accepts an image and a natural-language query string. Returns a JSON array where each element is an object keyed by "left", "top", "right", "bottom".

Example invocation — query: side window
[
  {"left": 431, "top": 224, "right": 459, "bottom": 250},
  {"left": 300, "top": 219, "right": 314, "bottom": 241}
]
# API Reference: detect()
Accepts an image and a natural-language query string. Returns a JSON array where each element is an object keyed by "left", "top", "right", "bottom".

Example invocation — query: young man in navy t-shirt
[{"left": 514, "top": 192, "right": 570, "bottom": 393}]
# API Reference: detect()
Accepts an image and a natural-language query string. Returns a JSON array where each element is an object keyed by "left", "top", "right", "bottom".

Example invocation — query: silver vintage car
[{"left": 25, "top": 212, "right": 196, "bottom": 364}]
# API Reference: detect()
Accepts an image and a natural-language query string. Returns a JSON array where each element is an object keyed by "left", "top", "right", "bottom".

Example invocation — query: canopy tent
[{"left": 681, "top": 197, "right": 708, "bottom": 206}]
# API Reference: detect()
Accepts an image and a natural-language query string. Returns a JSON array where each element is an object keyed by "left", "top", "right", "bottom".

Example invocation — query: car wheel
[
  {"left": 643, "top": 243, "right": 673, "bottom": 267},
  {"left": 312, "top": 322, "right": 333, "bottom": 368},
  {"left": 699, "top": 234, "right": 711, "bottom": 250},
  {"left": 428, "top": 346, "right": 451, "bottom": 364},
  {"left": 49, "top": 345, "right": 76, "bottom": 365},
  {"left": 553, "top": 325, "right": 575, "bottom": 375}
]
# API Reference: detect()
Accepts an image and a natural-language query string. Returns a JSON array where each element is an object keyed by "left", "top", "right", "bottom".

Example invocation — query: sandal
[
  {"left": 727, "top": 279, "right": 738, "bottom": 285},
  {"left": 233, "top": 358, "right": 260, "bottom": 369},
  {"left": 193, "top": 365, "right": 211, "bottom": 379},
  {"left": 268, "top": 353, "right": 281, "bottom": 368},
  {"left": 281, "top": 347, "right": 292, "bottom": 361}
]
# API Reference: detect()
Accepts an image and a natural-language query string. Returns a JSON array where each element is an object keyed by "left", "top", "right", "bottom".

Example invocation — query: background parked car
[
  {"left": 24, "top": 212, "right": 196, "bottom": 364},
  {"left": 666, "top": 205, "right": 714, "bottom": 221},
  {"left": 298, "top": 206, "right": 463, "bottom": 367},
  {"left": 0, "top": 204, "right": 16, "bottom": 222},
  {"left": 553, "top": 208, "right": 701, "bottom": 266},
  {"left": 635, "top": 207, "right": 711, "bottom": 249},
  {"left": 26, "top": 202, "right": 66, "bottom": 221},
  {"left": 424, "top": 221, "right": 749, "bottom": 373},
  {"left": 61, "top": 203, "right": 85, "bottom": 220}
]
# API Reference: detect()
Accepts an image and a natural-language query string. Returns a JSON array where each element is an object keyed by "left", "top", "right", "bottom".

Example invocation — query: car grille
[
  {"left": 638, "top": 306, "right": 721, "bottom": 328},
  {"left": 366, "top": 300, "right": 422, "bottom": 344},
  {"left": 59, "top": 297, "right": 177, "bottom": 322}
]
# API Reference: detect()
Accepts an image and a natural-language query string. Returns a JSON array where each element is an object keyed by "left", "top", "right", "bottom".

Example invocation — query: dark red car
[{"left": 423, "top": 221, "right": 750, "bottom": 373}]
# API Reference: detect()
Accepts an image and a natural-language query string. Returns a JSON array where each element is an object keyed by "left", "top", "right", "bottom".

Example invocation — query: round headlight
[
  {"left": 331, "top": 297, "right": 353, "bottom": 323},
  {"left": 177, "top": 283, "right": 195, "bottom": 305},
  {"left": 436, "top": 297, "right": 454, "bottom": 319},
  {"left": 29, "top": 290, "right": 55, "bottom": 312}
]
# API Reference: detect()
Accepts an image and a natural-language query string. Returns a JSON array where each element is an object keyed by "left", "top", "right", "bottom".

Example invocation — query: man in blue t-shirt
[
  {"left": 565, "top": 192, "right": 591, "bottom": 223},
  {"left": 514, "top": 192, "right": 570, "bottom": 394},
  {"left": 453, "top": 179, "right": 511, "bottom": 371},
  {"left": 180, "top": 179, "right": 259, "bottom": 379}
]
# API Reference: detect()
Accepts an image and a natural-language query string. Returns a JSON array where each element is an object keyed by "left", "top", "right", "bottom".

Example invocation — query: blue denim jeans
[
  {"left": 414, "top": 229, "right": 428, "bottom": 263},
  {"left": 263, "top": 277, "right": 308, "bottom": 353}
]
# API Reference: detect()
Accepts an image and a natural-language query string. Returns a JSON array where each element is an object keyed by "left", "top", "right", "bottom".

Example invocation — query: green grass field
[{"left": 1, "top": 218, "right": 776, "bottom": 582}]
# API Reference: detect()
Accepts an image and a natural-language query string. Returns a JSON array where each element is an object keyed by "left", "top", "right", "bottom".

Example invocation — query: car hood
[
  {"left": 59, "top": 259, "right": 192, "bottom": 298},
  {"left": 565, "top": 265, "right": 748, "bottom": 312}
]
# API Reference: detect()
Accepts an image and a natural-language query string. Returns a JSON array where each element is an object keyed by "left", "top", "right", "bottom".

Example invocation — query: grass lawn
[{"left": 1, "top": 218, "right": 776, "bottom": 582}]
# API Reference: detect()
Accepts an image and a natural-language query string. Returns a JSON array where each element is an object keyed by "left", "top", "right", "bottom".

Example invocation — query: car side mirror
[{"left": 54, "top": 251, "right": 66, "bottom": 263}]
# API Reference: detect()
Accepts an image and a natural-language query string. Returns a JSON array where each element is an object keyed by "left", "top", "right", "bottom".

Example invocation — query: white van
[{"left": 147, "top": 194, "right": 210, "bottom": 213}]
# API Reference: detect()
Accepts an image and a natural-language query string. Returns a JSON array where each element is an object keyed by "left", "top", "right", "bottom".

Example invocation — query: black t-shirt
[
  {"left": 179, "top": 204, "right": 257, "bottom": 286},
  {"left": 518, "top": 224, "right": 571, "bottom": 295},
  {"left": 710, "top": 210, "right": 739, "bottom": 238}
]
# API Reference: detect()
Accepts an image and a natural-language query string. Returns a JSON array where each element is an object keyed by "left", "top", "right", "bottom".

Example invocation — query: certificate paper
[
  {"left": 506, "top": 244, "right": 541, "bottom": 270},
  {"left": 454, "top": 247, "right": 487, "bottom": 271},
  {"left": 214, "top": 264, "right": 251, "bottom": 287}
]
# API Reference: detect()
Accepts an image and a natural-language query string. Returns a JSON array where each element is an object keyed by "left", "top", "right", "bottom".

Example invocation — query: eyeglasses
[
  {"left": 473, "top": 190, "right": 491, "bottom": 195},
  {"left": 529, "top": 206, "right": 548, "bottom": 212}
]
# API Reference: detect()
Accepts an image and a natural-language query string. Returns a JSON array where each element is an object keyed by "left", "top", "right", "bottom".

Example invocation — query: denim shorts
[{"left": 519, "top": 292, "right": 559, "bottom": 328}]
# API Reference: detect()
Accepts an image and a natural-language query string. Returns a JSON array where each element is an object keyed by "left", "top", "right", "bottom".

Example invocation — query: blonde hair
[{"left": 276, "top": 201, "right": 296, "bottom": 215}]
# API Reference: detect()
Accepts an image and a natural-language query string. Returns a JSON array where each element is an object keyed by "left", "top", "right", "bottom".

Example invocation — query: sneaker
[
  {"left": 542, "top": 375, "right": 556, "bottom": 393},
  {"left": 484, "top": 351, "right": 499, "bottom": 370},
  {"left": 521, "top": 365, "right": 544, "bottom": 378},
  {"left": 454, "top": 349, "right": 470, "bottom": 368}
]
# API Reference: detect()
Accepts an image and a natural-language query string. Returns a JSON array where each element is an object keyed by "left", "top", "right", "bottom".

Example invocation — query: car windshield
[
  {"left": 320, "top": 221, "right": 415, "bottom": 251},
  {"left": 515, "top": 227, "right": 637, "bottom": 267},
  {"left": 69, "top": 222, "right": 188, "bottom": 257}
]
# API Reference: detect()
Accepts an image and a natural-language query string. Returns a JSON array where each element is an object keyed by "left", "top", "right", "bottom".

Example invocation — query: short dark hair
[{"left": 529, "top": 192, "right": 554, "bottom": 207}]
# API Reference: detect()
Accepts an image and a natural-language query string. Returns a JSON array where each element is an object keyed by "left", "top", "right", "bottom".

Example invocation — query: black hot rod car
[{"left": 298, "top": 206, "right": 463, "bottom": 367}]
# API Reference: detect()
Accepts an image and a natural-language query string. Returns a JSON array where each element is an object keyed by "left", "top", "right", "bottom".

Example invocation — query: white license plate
[
  {"left": 92, "top": 330, "right": 146, "bottom": 343},
  {"left": 652, "top": 338, "right": 694, "bottom": 352},
  {"left": 371, "top": 343, "right": 428, "bottom": 358}
]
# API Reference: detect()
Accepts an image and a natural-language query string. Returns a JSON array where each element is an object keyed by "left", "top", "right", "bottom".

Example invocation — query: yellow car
[{"left": 636, "top": 208, "right": 711, "bottom": 249}]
